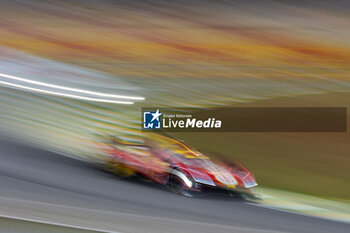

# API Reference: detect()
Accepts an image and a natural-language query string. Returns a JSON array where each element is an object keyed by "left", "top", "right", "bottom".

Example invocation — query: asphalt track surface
[{"left": 0, "top": 139, "right": 348, "bottom": 233}]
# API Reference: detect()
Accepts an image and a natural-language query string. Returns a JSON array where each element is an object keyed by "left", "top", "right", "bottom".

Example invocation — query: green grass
[{"left": 172, "top": 92, "right": 350, "bottom": 200}]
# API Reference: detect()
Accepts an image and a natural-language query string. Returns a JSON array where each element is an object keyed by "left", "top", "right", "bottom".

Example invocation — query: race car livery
[{"left": 99, "top": 133, "right": 258, "bottom": 198}]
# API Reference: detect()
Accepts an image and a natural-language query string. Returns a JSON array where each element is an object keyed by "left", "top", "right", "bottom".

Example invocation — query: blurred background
[{"left": 0, "top": 0, "right": 349, "bottom": 203}]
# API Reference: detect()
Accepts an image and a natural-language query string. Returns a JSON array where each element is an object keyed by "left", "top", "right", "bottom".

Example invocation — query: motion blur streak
[
  {"left": 0, "top": 0, "right": 349, "bottom": 232},
  {"left": 0, "top": 0, "right": 349, "bottom": 195},
  {"left": 0, "top": 73, "right": 145, "bottom": 101},
  {"left": 0, "top": 80, "right": 134, "bottom": 104}
]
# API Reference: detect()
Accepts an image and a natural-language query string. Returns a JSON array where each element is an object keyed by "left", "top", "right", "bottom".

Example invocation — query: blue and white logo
[{"left": 143, "top": 109, "right": 162, "bottom": 129}]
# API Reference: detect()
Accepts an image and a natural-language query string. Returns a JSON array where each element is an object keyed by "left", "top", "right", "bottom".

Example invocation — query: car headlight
[
  {"left": 242, "top": 176, "right": 258, "bottom": 188},
  {"left": 213, "top": 172, "right": 238, "bottom": 186}
]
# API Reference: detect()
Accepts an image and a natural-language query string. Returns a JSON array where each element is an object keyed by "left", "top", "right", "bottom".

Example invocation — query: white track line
[
  {"left": 0, "top": 214, "right": 119, "bottom": 233},
  {"left": 0, "top": 196, "right": 286, "bottom": 233}
]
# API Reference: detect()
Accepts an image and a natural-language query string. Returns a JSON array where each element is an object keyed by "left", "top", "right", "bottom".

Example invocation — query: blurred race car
[{"left": 99, "top": 133, "right": 258, "bottom": 198}]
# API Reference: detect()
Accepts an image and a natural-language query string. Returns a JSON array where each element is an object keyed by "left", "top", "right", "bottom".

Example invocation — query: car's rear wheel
[{"left": 106, "top": 159, "right": 134, "bottom": 177}]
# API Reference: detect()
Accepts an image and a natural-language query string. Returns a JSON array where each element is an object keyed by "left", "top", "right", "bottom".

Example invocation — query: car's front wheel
[{"left": 167, "top": 169, "right": 194, "bottom": 197}]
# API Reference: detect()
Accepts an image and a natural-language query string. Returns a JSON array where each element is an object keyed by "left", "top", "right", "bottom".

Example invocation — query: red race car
[{"left": 100, "top": 133, "right": 258, "bottom": 198}]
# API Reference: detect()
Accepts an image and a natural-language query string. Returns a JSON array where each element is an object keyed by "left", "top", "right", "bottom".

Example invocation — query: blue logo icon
[{"left": 143, "top": 109, "right": 162, "bottom": 129}]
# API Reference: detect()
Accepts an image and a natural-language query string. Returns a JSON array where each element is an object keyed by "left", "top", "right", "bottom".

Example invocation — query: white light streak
[
  {"left": 0, "top": 73, "right": 145, "bottom": 100},
  {"left": 0, "top": 80, "right": 134, "bottom": 104}
]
